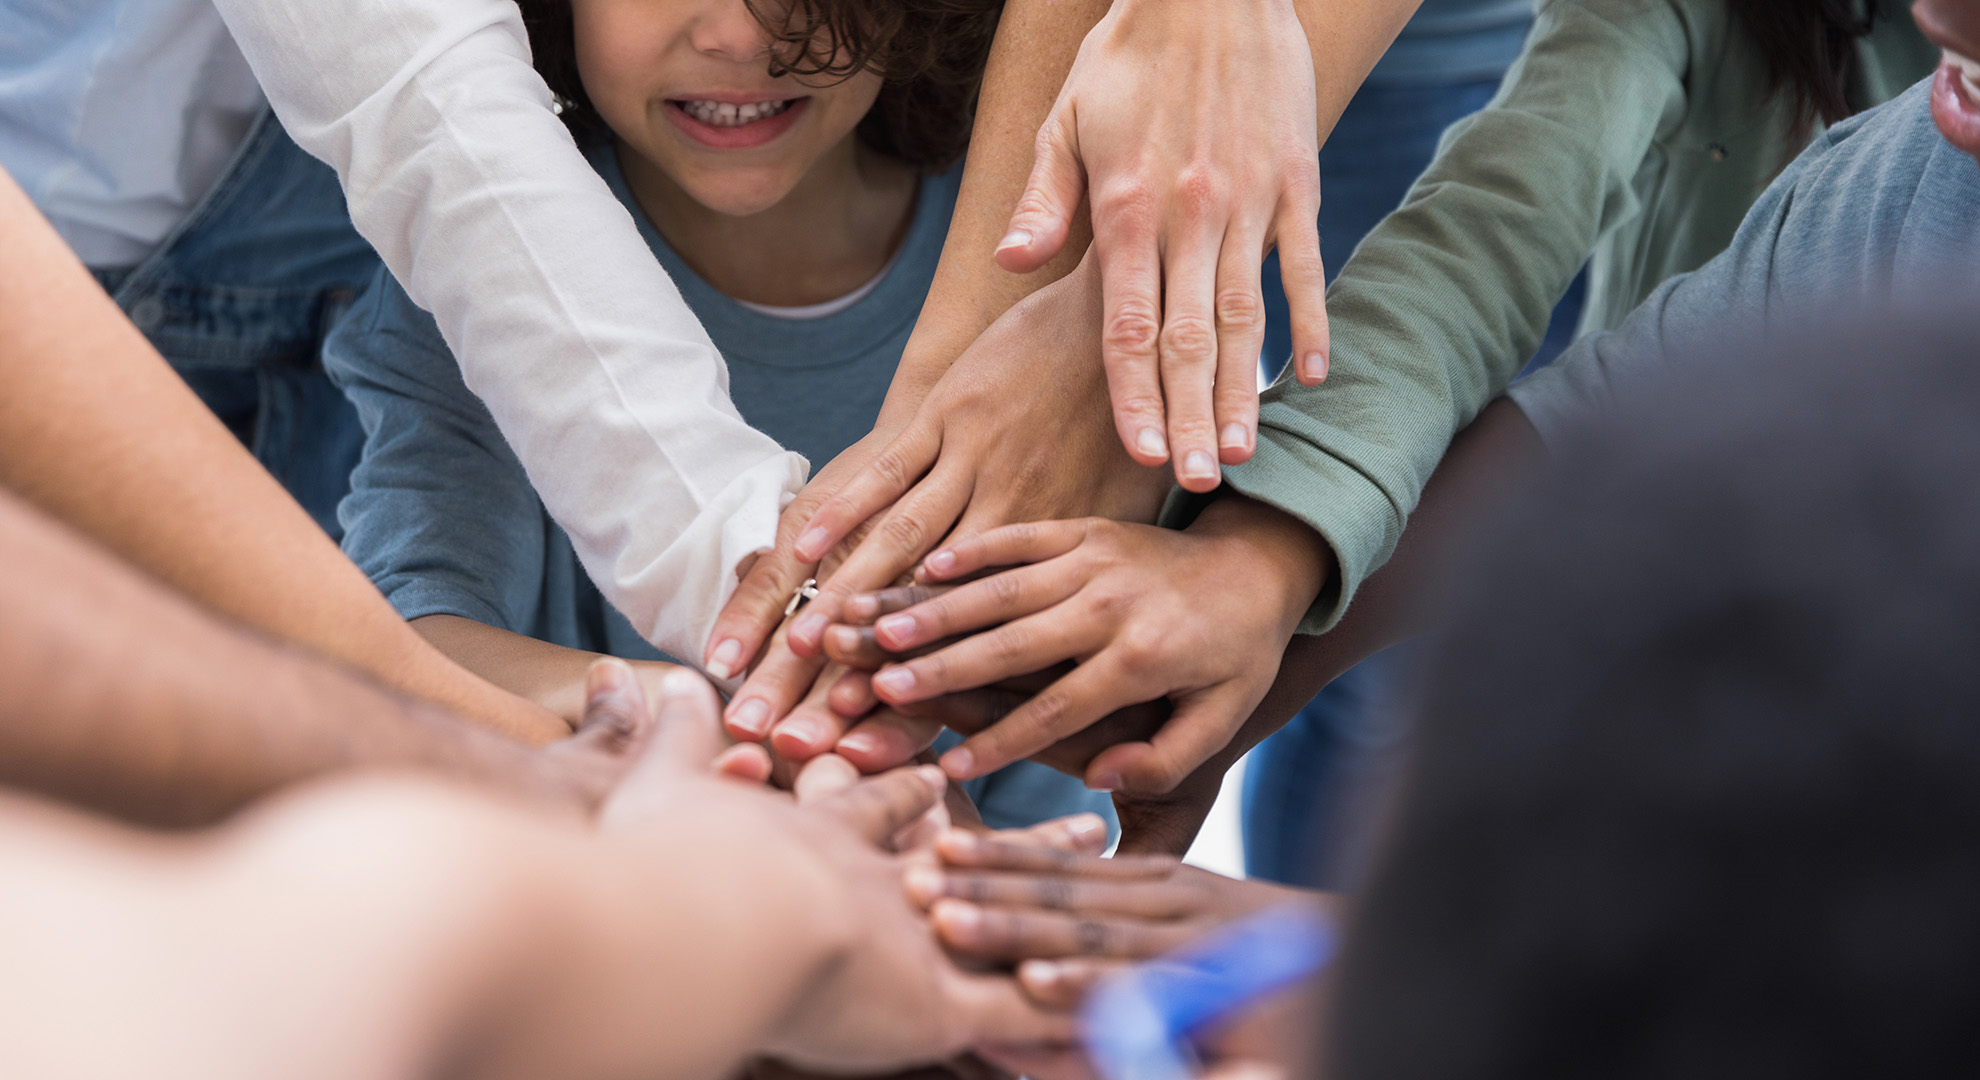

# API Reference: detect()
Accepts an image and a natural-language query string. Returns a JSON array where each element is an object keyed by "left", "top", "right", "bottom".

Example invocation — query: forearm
[
  {"left": 413, "top": 615, "right": 681, "bottom": 728},
  {"left": 886, "top": 0, "right": 1105, "bottom": 413},
  {"left": 0, "top": 172, "right": 562, "bottom": 744},
  {"left": 214, "top": 0, "right": 807, "bottom": 664},
  {"left": 0, "top": 488, "right": 557, "bottom": 827}
]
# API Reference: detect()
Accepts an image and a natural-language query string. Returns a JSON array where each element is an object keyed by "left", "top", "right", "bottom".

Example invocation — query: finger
[
  {"left": 712, "top": 743, "right": 774, "bottom": 784},
  {"left": 977, "top": 1043, "right": 1101, "bottom": 1080},
  {"left": 835, "top": 709, "right": 946, "bottom": 772},
  {"left": 1085, "top": 686, "right": 1250, "bottom": 795},
  {"left": 703, "top": 538, "right": 807, "bottom": 682},
  {"left": 894, "top": 685, "right": 1027, "bottom": 737},
  {"left": 995, "top": 101, "right": 1085, "bottom": 274},
  {"left": 841, "top": 582, "right": 948, "bottom": 626},
  {"left": 571, "top": 657, "right": 656, "bottom": 758},
  {"left": 791, "top": 422, "right": 940, "bottom": 564},
  {"left": 1159, "top": 212, "right": 1226, "bottom": 493},
  {"left": 598, "top": 667, "right": 720, "bottom": 826},
  {"left": 931, "top": 898, "right": 1194, "bottom": 962},
  {"left": 724, "top": 617, "right": 828, "bottom": 742},
  {"left": 946, "top": 970, "right": 1082, "bottom": 1051},
  {"left": 940, "top": 660, "right": 1131, "bottom": 781},
  {"left": 826, "top": 667, "right": 878, "bottom": 715},
  {"left": 1010, "top": 812, "right": 1112, "bottom": 855},
  {"left": 871, "top": 607, "right": 1100, "bottom": 711},
  {"left": 1018, "top": 957, "right": 1126, "bottom": 1010},
  {"left": 793, "top": 752, "right": 861, "bottom": 803},
  {"left": 918, "top": 519, "right": 1088, "bottom": 584},
  {"left": 817, "top": 764, "right": 947, "bottom": 844},
  {"left": 769, "top": 662, "right": 861, "bottom": 762},
  {"left": 821, "top": 624, "right": 898, "bottom": 669},
  {"left": 1212, "top": 218, "right": 1268, "bottom": 466},
  {"left": 1093, "top": 179, "right": 1171, "bottom": 467},
  {"left": 1273, "top": 183, "right": 1328, "bottom": 386},
  {"left": 935, "top": 828, "right": 1181, "bottom": 878},
  {"left": 786, "top": 466, "right": 972, "bottom": 656},
  {"left": 639, "top": 666, "right": 729, "bottom": 768},
  {"left": 872, "top": 560, "right": 1084, "bottom": 654},
  {"left": 911, "top": 871, "right": 1201, "bottom": 921}
]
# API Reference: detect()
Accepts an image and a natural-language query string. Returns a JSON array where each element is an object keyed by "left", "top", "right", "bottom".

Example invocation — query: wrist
[{"left": 1189, "top": 496, "right": 1334, "bottom": 634}]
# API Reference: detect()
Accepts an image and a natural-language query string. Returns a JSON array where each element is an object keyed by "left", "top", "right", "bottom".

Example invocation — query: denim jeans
[
  {"left": 1244, "top": 77, "right": 1587, "bottom": 889},
  {"left": 92, "top": 109, "right": 379, "bottom": 538}
]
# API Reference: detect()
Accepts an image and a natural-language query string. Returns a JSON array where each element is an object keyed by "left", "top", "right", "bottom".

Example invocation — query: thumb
[
  {"left": 605, "top": 666, "right": 724, "bottom": 816},
  {"left": 996, "top": 105, "right": 1085, "bottom": 274}
]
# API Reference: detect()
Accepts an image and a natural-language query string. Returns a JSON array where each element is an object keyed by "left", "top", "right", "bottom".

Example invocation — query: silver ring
[{"left": 784, "top": 578, "right": 820, "bottom": 617}]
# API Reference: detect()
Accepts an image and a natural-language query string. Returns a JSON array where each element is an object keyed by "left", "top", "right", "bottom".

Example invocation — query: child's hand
[{"left": 824, "top": 498, "right": 1332, "bottom": 795}]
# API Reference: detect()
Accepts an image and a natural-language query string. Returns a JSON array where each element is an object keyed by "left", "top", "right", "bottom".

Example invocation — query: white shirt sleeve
[{"left": 209, "top": 0, "right": 808, "bottom": 669}]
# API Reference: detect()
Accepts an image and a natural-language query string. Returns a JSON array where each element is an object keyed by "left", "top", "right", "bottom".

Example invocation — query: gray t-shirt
[
  {"left": 1510, "top": 79, "right": 1980, "bottom": 443},
  {"left": 327, "top": 146, "right": 1110, "bottom": 831}
]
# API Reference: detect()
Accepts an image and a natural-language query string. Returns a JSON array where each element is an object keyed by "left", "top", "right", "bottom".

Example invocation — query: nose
[{"left": 688, "top": 0, "right": 776, "bottom": 64}]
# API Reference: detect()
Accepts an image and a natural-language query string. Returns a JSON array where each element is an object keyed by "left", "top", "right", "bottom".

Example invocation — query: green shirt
[{"left": 1200, "top": 0, "right": 1934, "bottom": 634}]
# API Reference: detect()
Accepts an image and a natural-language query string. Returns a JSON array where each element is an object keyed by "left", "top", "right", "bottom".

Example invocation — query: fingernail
[
  {"left": 705, "top": 637, "right": 742, "bottom": 680},
  {"left": 661, "top": 668, "right": 704, "bottom": 698},
  {"left": 778, "top": 715, "right": 824, "bottom": 750},
  {"left": 1220, "top": 423, "right": 1249, "bottom": 451},
  {"left": 876, "top": 613, "right": 916, "bottom": 648},
  {"left": 1067, "top": 813, "right": 1108, "bottom": 843},
  {"left": 847, "top": 595, "right": 879, "bottom": 619},
  {"left": 838, "top": 730, "right": 880, "bottom": 757},
  {"left": 1182, "top": 450, "right": 1218, "bottom": 481},
  {"left": 826, "top": 625, "right": 862, "bottom": 655},
  {"left": 924, "top": 550, "right": 956, "bottom": 577},
  {"left": 1135, "top": 428, "right": 1168, "bottom": 459},
  {"left": 1089, "top": 771, "right": 1121, "bottom": 793},
  {"left": 917, "top": 764, "right": 948, "bottom": 794},
  {"left": 872, "top": 667, "right": 917, "bottom": 699},
  {"left": 905, "top": 865, "right": 947, "bottom": 904},
  {"left": 1300, "top": 352, "right": 1329, "bottom": 382},
  {"left": 941, "top": 745, "right": 975, "bottom": 779},
  {"left": 996, "top": 228, "right": 1032, "bottom": 254},
  {"left": 792, "top": 612, "right": 828, "bottom": 647},
  {"left": 1021, "top": 959, "right": 1064, "bottom": 986},
  {"left": 587, "top": 658, "right": 630, "bottom": 698},
  {"left": 795, "top": 526, "right": 830, "bottom": 562},
  {"left": 730, "top": 698, "right": 771, "bottom": 738},
  {"left": 940, "top": 899, "right": 983, "bottom": 931}
]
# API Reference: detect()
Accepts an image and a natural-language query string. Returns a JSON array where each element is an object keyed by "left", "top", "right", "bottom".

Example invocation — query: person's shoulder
[{"left": 1787, "top": 79, "right": 1962, "bottom": 210}]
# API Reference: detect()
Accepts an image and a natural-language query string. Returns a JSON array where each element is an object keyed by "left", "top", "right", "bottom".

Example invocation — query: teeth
[
  {"left": 1950, "top": 49, "right": 1980, "bottom": 98},
  {"left": 680, "top": 98, "right": 792, "bottom": 128}
]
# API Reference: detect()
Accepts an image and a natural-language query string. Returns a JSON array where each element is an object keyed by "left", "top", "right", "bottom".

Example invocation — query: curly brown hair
[{"left": 519, "top": 0, "right": 1004, "bottom": 172}]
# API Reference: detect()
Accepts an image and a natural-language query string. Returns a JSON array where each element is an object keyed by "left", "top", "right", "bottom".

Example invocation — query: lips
[
  {"left": 664, "top": 96, "right": 809, "bottom": 150},
  {"left": 1930, "top": 58, "right": 1980, "bottom": 155}
]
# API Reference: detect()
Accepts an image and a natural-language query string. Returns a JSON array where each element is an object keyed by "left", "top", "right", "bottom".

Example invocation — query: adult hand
[
  {"left": 596, "top": 664, "right": 1079, "bottom": 1072},
  {"left": 998, "top": 0, "right": 1328, "bottom": 485},
  {"left": 909, "top": 835, "right": 1325, "bottom": 1004},
  {"left": 717, "top": 255, "right": 1171, "bottom": 753},
  {"left": 830, "top": 498, "right": 1331, "bottom": 795}
]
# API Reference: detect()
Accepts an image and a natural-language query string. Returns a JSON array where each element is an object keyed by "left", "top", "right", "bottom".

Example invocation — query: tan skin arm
[
  {"left": 413, "top": 615, "right": 681, "bottom": 729},
  {"left": 0, "top": 167, "right": 565, "bottom": 746}
]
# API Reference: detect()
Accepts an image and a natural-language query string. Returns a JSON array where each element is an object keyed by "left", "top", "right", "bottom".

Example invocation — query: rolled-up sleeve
[{"left": 211, "top": 0, "right": 807, "bottom": 667}]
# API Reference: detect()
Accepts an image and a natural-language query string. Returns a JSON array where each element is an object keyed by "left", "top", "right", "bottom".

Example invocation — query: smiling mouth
[{"left": 673, "top": 99, "right": 799, "bottom": 128}]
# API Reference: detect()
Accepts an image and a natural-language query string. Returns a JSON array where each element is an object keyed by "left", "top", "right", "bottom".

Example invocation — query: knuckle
[
  {"left": 1075, "top": 919, "right": 1112, "bottom": 956},
  {"left": 1215, "top": 287, "right": 1264, "bottom": 333},
  {"left": 987, "top": 623, "right": 1032, "bottom": 666},
  {"left": 877, "top": 511, "right": 927, "bottom": 555},
  {"left": 1171, "top": 166, "right": 1228, "bottom": 220},
  {"left": 1159, "top": 316, "right": 1218, "bottom": 367},
  {"left": 1281, "top": 158, "right": 1322, "bottom": 207},
  {"left": 1036, "top": 877, "right": 1076, "bottom": 912},
  {"left": 1115, "top": 624, "right": 1169, "bottom": 674},
  {"left": 988, "top": 571, "right": 1026, "bottom": 610},
  {"left": 1103, "top": 305, "right": 1162, "bottom": 362},
  {"left": 1092, "top": 180, "right": 1157, "bottom": 233}
]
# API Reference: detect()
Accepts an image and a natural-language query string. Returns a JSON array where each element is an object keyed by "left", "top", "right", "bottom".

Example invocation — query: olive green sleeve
[{"left": 1178, "top": 0, "right": 1697, "bottom": 634}]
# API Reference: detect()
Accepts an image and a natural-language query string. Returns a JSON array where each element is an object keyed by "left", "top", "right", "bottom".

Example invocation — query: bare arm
[
  {"left": 413, "top": 615, "right": 681, "bottom": 729},
  {"left": 0, "top": 486, "right": 602, "bottom": 827},
  {"left": 0, "top": 167, "right": 564, "bottom": 745}
]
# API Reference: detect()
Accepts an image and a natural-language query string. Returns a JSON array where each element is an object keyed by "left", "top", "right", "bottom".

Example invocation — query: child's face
[
  {"left": 1914, "top": 0, "right": 1980, "bottom": 160},
  {"left": 571, "top": 0, "right": 886, "bottom": 216}
]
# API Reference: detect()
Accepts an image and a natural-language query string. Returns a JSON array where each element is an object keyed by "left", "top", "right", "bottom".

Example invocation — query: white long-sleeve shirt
[{"left": 209, "top": 0, "right": 808, "bottom": 670}]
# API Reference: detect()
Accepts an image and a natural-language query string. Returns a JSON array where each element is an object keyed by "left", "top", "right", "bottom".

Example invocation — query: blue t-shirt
[
  {"left": 1510, "top": 79, "right": 1980, "bottom": 443},
  {"left": 1371, "top": 0, "right": 1533, "bottom": 85},
  {"left": 326, "top": 146, "right": 1111, "bottom": 832}
]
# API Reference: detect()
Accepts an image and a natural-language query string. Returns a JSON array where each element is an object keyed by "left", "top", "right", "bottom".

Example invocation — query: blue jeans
[
  {"left": 1244, "top": 78, "right": 1587, "bottom": 889},
  {"left": 93, "top": 109, "right": 379, "bottom": 537}
]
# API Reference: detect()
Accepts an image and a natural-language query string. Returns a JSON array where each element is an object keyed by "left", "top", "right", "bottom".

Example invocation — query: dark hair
[
  {"left": 519, "top": 0, "right": 1002, "bottom": 171},
  {"left": 1327, "top": 310, "right": 1980, "bottom": 1079},
  {"left": 1726, "top": 0, "right": 1888, "bottom": 140}
]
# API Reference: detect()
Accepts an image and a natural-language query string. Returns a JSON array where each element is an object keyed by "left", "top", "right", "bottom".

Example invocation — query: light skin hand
[
  {"left": 719, "top": 255, "right": 1171, "bottom": 755},
  {"left": 825, "top": 497, "right": 1331, "bottom": 794},
  {"left": 997, "top": 0, "right": 1328, "bottom": 488}
]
